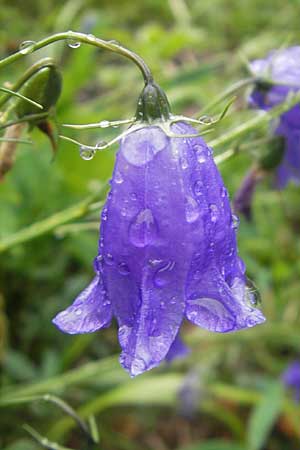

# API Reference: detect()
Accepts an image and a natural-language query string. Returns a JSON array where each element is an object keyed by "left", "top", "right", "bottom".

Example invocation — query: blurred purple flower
[
  {"left": 282, "top": 360, "right": 300, "bottom": 402},
  {"left": 249, "top": 46, "right": 300, "bottom": 188},
  {"left": 53, "top": 122, "right": 265, "bottom": 377},
  {"left": 233, "top": 167, "right": 265, "bottom": 221}
]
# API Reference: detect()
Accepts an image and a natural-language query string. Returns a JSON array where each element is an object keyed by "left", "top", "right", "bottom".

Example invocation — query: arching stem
[{"left": 0, "top": 31, "right": 153, "bottom": 84}]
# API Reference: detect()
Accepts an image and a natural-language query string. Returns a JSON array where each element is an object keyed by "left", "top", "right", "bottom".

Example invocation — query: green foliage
[
  {"left": 1, "top": 1, "right": 300, "bottom": 450},
  {"left": 246, "top": 381, "right": 284, "bottom": 450}
]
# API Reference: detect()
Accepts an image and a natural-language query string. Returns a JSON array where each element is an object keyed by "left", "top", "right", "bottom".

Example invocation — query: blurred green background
[{"left": 1, "top": 0, "right": 300, "bottom": 449}]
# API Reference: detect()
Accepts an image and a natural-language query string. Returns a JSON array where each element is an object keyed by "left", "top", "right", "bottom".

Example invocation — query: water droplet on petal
[
  {"left": 80, "top": 146, "right": 95, "bottom": 160},
  {"left": 75, "top": 308, "right": 82, "bottom": 316},
  {"left": 104, "top": 253, "right": 114, "bottom": 266},
  {"left": 185, "top": 196, "right": 200, "bottom": 223},
  {"left": 188, "top": 297, "right": 236, "bottom": 332},
  {"left": 231, "top": 214, "right": 240, "bottom": 230},
  {"left": 131, "top": 358, "right": 147, "bottom": 376},
  {"left": 19, "top": 40, "right": 35, "bottom": 54},
  {"left": 129, "top": 208, "right": 158, "bottom": 247},
  {"left": 101, "top": 207, "right": 108, "bottom": 221},
  {"left": 221, "top": 187, "right": 228, "bottom": 198},
  {"left": 180, "top": 157, "right": 189, "bottom": 169},
  {"left": 67, "top": 39, "right": 81, "bottom": 49},
  {"left": 194, "top": 145, "right": 207, "bottom": 163},
  {"left": 193, "top": 270, "right": 201, "bottom": 280},
  {"left": 193, "top": 180, "right": 203, "bottom": 196},
  {"left": 94, "top": 255, "right": 103, "bottom": 273},
  {"left": 130, "top": 192, "right": 137, "bottom": 201},
  {"left": 118, "top": 262, "right": 130, "bottom": 275},
  {"left": 245, "top": 277, "right": 261, "bottom": 307},
  {"left": 154, "top": 261, "right": 175, "bottom": 287},
  {"left": 209, "top": 204, "right": 219, "bottom": 223},
  {"left": 114, "top": 170, "right": 123, "bottom": 184}
]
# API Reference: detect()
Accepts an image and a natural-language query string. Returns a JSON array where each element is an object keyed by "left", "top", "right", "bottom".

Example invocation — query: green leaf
[{"left": 246, "top": 381, "right": 284, "bottom": 450}]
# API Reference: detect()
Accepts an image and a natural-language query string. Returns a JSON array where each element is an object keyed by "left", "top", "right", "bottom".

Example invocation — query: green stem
[
  {"left": 208, "top": 90, "right": 300, "bottom": 149},
  {"left": 0, "top": 192, "right": 105, "bottom": 253},
  {"left": 200, "top": 77, "right": 255, "bottom": 114},
  {"left": 0, "top": 31, "right": 153, "bottom": 84},
  {"left": 0, "top": 112, "right": 49, "bottom": 131}
]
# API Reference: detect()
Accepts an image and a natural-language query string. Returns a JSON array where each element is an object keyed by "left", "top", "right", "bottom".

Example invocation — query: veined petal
[
  {"left": 100, "top": 126, "right": 198, "bottom": 376},
  {"left": 52, "top": 275, "right": 112, "bottom": 334},
  {"left": 168, "top": 122, "right": 265, "bottom": 333}
]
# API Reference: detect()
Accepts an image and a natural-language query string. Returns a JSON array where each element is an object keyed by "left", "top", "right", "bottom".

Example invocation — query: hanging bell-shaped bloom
[
  {"left": 282, "top": 360, "right": 300, "bottom": 402},
  {"left": 249, "top": 46, "right": 300, "bottom": 188},
  {"left": 53, "top": 82, "right": 265, "bottom": 377}
]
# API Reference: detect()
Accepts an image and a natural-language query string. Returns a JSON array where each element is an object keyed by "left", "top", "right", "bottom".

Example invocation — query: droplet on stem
[
  {"left": 19, "top": 40, "right": 36, "bottom": 55},
  {"left": 79, "top": 146, "right": 95, "bottom": 160}
]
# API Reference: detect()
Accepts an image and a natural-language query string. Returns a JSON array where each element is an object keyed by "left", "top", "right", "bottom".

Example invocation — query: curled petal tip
[{"left": 52, "top": 276, "right": 112, "bottom": 335}]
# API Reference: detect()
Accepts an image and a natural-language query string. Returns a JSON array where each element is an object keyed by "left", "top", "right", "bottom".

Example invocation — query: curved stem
[{"left": 0, "top": 31, "right": 153, "bottom": 84}]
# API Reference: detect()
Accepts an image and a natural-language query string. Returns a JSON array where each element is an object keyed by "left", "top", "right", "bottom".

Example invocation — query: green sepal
[
  {"left": 15, "top": 65, "right": 62, "bottom": 119},
  {"left": 136, "top": 81, "right": 171, "bottom": 123}
]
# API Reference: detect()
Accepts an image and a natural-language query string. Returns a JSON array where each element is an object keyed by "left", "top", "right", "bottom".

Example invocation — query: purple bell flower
[
  {"left": 282, "top": 360, "right": 300, "bottom": 402},
  {"left": 53, "top": 83, "right": 265, "bottom": 377},
  {"left": 249, "top": 46, "right": 300, "bottom": 188}
]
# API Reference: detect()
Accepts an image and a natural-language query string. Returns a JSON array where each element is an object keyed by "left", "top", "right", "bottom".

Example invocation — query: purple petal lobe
[
  {"left": 52, "top": 275, "right": 112, "bottom": 334},
  {"left": 165, "top": 334, "right": 190, "bottom": 362}
]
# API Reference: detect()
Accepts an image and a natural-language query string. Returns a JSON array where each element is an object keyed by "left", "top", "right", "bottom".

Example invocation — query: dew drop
[
  {"left": 197, "top": 153, "right": 207, "bottom": 164},
  {"left": 221, "top": 187, "right": 228, "bottom": 198},
  {"left": 180, "top": 157, "right": 189, "bottom": 170},
  {"left": 118, "top": 262, "right": 130, "bottom": 276},
  {"left": 185, "top": 196, "right": 200, "bottom": 223},
  {"left": 94, "top": 255, "right": 103, "bottom": 273},
  {"left": 19, "top": 40, "right": 35, "bottom": 54},
  {"left": 114, "top": 170, "right": 123, "bottom": 184},
  {"left": 87, "top": 33, "right": 96, "bottom": 42},
  {"left": 209, "top": 204, "right": 219, "bottom": 223},
  {"left": 129, "top": 208, "right": 158, "bottom": 247},
  {"left": 67, "top": 39, "right": 81, "bottom": 49},
  {"left": 193, "top": 270, "right": 201, "bottom": 280},
  {"left": 101, "top": 207, "right": 108, "bottom": 221},
  {"left": 99, "top": 120, "right": 110, "bottom": 128},
  {"left": 104, "top": 253, "right": 114, "bottom": 266},
  {"left": 130, "top": 192, "right": 137, "bottom": 201},
  {"left": 154, "top": 260, "right": 175, "bottom": 287},
  {"left": 75, "top": 308, "right": 82, "bottom": 316},
  {"left": 148, "top": 258, "right": 163, "bottom": 267},
  {"left": 231, "top": 214, "right": 240, "bottom": 230},
  {"left": 193, "top": 180, "right": 203, "bottom": 196},
  {"left": 96, "top": 140, "right": 108, "bottom": 150},
  {"left": 131, "top": 358, "right": 147, "bottom": 376},
  {"left": 108, "top": 39, "right": 120, "bottom": 45},
  {"left": 245, "top": 277, "right": 261, "bottom": 307},
  {"left": 79, "top": 146, "right": 95, "bottom": 160}
]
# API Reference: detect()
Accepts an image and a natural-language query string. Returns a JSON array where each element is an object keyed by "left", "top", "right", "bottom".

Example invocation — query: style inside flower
[
  {"left": 249, "top": 46, "right": 300, "bottom": 188},
  {"left": 53, "top": 82, "right": 265, "bottom": 377},
  {"left": 282, "top": 360, "right": 300, "bottom": 402}
]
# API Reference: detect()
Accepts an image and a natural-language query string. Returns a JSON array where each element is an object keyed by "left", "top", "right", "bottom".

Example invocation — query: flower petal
[
  {"left": 165, "top": 334, "right": 190, "bottom": 362},
  {"left": 52, "top": 275, "right": 112, "bottom": 334},
  {"left": 100, "top": 126, "right": 201, "bottom": 376}
]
